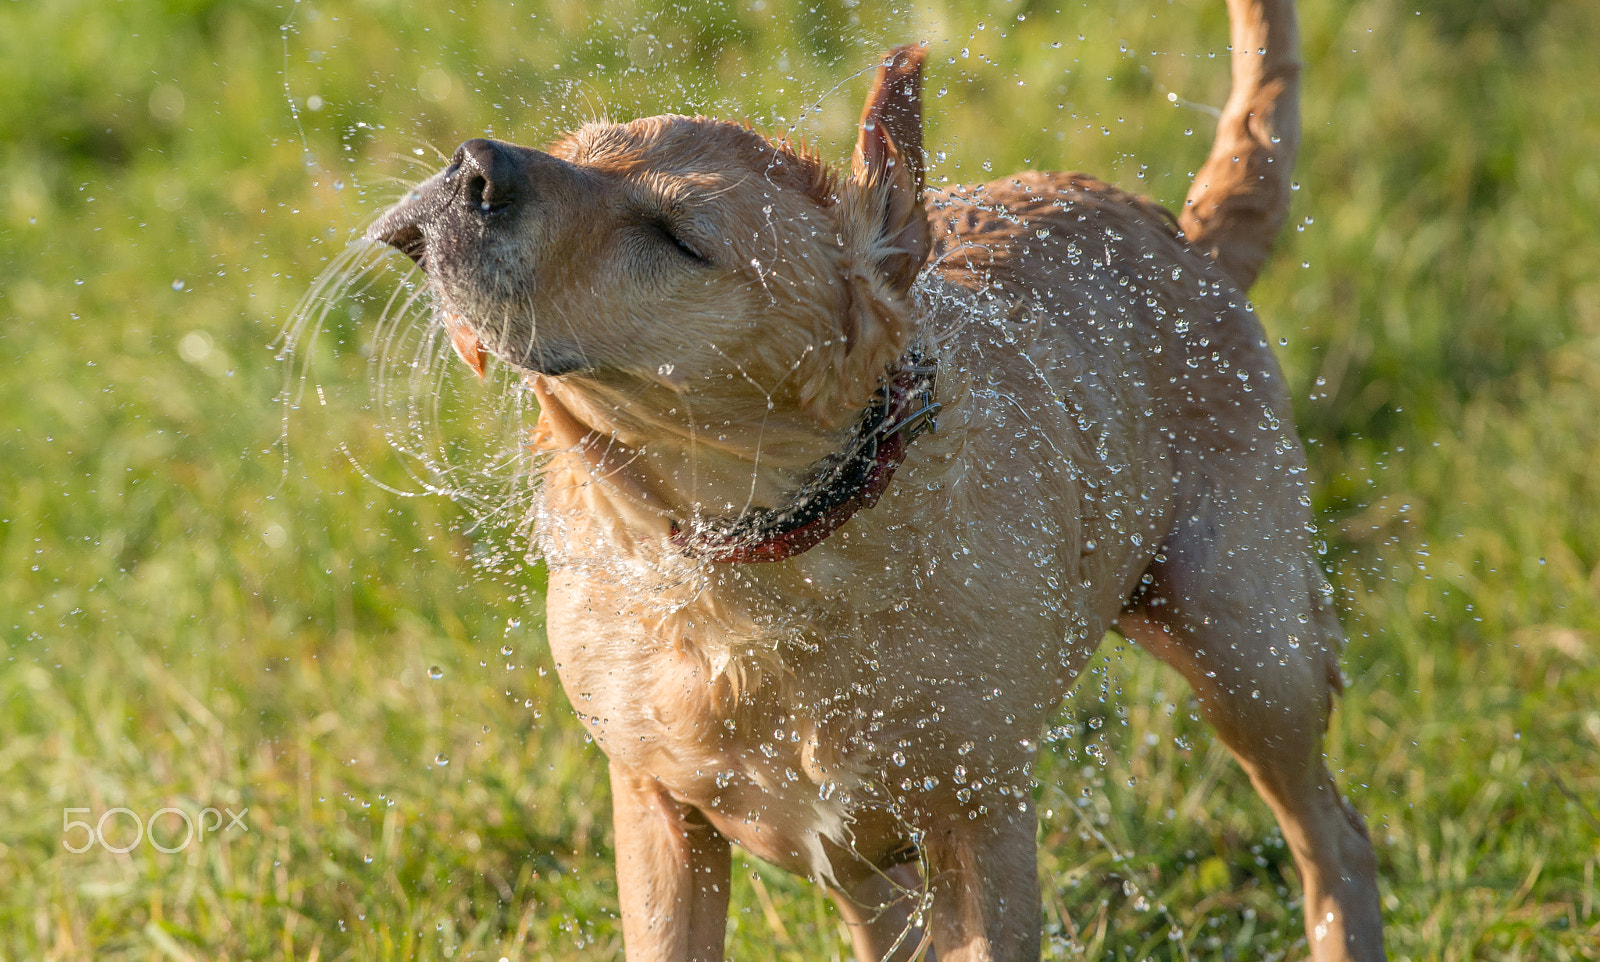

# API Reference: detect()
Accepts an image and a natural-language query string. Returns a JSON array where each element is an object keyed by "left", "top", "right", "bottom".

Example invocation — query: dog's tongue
[{"left": 443, "top": 311, "right": 486, "bottom": 379}]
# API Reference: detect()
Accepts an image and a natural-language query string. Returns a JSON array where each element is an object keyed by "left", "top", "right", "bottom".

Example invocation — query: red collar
[{"left": 669, "top": 354, "right": 940, "bottom": 563}]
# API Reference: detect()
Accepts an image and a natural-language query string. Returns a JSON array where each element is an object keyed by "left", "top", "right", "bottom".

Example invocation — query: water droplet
[
  {"left": 428, "top": 665, "right": 444, "bottom": 680},
  {"left": 434, "top": 753, "right": 449, "bottom": 766},
  {"left": 171, "top": 279, "right": 185, "bottom": 291},
  {"left": 500, "top": 644, "right": 514, "bottom": 657},
  {"left": 657, "top": 362, "right": 674, "bottom": 376}
]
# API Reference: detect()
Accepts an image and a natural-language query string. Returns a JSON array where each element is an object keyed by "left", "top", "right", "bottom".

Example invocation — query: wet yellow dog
[{"left": 365, "top": 0, "right": 1384, "bottom": 957}]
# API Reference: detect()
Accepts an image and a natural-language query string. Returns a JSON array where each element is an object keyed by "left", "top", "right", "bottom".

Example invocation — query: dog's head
[{"left": 369, "top": 46, "right": 933, "bottom": 425}]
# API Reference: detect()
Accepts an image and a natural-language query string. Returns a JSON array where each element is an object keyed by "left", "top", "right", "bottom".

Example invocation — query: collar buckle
[{"left": 885, "top": 400, "right": 942, "bottom": 443}]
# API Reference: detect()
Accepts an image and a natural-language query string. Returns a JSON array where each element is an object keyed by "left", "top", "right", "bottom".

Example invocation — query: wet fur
[{"left": 359, "top": 2, "right": 1385, "bottom": 959}]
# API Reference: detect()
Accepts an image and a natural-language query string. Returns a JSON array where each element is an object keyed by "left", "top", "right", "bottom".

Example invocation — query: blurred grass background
[{"left": 2, "top": 0, "right": 1597, "bottom": 958}]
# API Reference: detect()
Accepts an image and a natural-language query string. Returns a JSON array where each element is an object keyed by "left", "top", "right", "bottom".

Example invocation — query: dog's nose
[{"left": 449, "top": 138, "right": 527, "bottom": 213}]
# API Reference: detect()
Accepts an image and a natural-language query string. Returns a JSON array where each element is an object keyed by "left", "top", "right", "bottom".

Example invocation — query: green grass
[{"left": 2, "top": 0, "right": 1597, "bottom": 958}]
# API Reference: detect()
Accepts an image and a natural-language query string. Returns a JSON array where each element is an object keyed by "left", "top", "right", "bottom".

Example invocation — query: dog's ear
[
  {"left": 848, "top": 44, "right": 933, "bottom": 295},
  {"left": 798, "top": 46, "right": 933, "bottom": 424}
]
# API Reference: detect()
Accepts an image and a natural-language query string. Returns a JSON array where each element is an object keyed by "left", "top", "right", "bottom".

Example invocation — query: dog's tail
[{"left": 1179, "top": 0, "right": 1301, "bottom": 291}]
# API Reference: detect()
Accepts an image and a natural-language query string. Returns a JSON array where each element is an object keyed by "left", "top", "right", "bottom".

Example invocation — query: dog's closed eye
[{"left": 644, "top": 216, "right": 711, "bottom": 266}]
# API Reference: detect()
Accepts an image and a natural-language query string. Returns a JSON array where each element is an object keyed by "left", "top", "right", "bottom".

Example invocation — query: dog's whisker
[{"left": 276, "top": 242, "right": 399, "bottom": 479}]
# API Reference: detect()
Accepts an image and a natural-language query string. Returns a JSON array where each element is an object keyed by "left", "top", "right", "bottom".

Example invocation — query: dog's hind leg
[{"left": 1117, "top": 504, "right": 1385, "bottom": 962}]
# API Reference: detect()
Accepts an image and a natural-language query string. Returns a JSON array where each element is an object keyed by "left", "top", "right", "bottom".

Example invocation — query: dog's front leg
[
  {"left": 610, "top": 762, "right": 731, "bottom": 961},
  {"left": 924, "top": 805, "right": 1041, "bottom": 962}
]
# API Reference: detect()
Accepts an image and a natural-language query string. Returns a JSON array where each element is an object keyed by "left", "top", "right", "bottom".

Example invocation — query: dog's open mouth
[
  {"left": 440, "top": 309, "right": 486, "bottom": 378},
  {"left": 367, "top": 228, "right": 488, "bottom": 380},
  {"left": 366, "top": 196, "right": 487, "bottom": 377}
]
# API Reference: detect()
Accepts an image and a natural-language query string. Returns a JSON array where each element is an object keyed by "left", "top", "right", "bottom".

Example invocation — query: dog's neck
[
  {"left": 528, "top": 354, "right": 937, "bottom": 561},
  {"left": 668, "top": 354, "right": 938, "bottom": 562}
]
